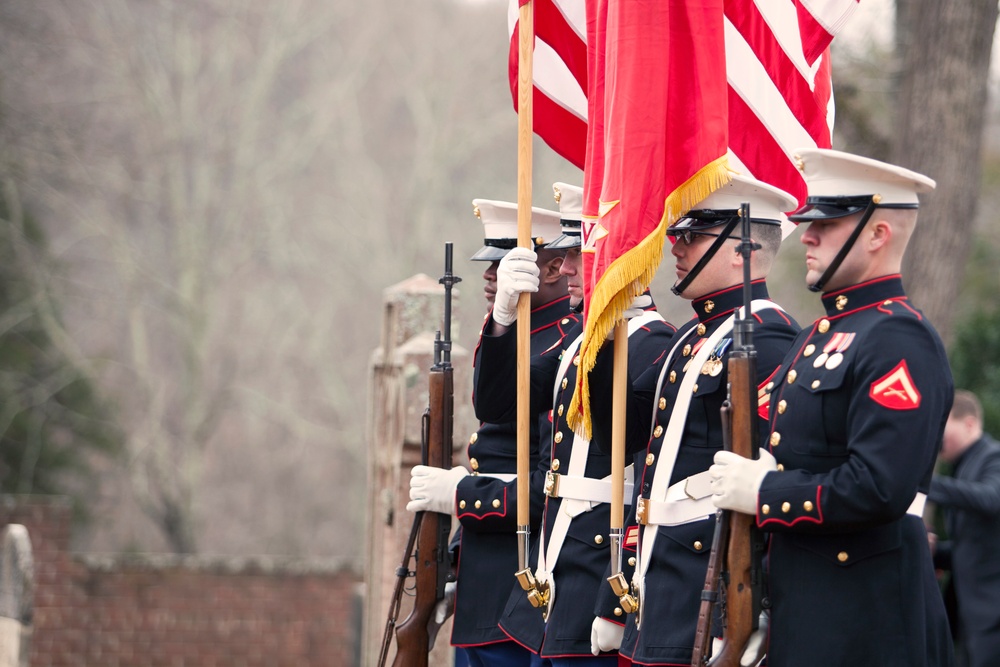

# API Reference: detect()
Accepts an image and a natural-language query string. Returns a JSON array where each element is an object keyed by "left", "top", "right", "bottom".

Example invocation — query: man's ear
[
  {"left": 868, "top": 219, "right": 892, "bottom": 251},
  {"left": 541, "top": 256, "right": 565, "bottom": 284}
]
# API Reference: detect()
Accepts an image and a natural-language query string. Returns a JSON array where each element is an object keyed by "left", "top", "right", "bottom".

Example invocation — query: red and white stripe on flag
[
  {"left": 509, "top": 0, "right": 860, "bottom": 206},
  {"left": 508, "top": 0, "right": 588, "bottom": 169}
]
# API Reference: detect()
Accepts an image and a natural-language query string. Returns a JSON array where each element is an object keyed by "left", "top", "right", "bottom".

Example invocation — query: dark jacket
[{"left": 930, "top": 434, "right": 1000, "bottom": 667}]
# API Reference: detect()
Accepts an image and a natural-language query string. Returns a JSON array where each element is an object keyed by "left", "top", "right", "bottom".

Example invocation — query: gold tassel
[{"left": 568, "top": 157, "right": 731, "bottom": 438}]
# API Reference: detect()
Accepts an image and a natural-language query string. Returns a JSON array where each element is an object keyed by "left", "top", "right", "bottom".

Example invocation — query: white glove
[
  {"left": 708, "top": 610, "right": 768, "bottom": 667},
  {"left": 492, "top": 247, "right": 539, "bottom": 327},
  {"left": 590, "top": 616, "right": 624, "bottom": 655},
  {"left": 709, "top": 449, "right": 776, "bottom": 514},
  {"left": 407, "top": 465, "right": 469, "bottom": 515},
  {"left": 624, "top": 294, "right": 653, "bottom": 319},
  {"left": 607, "top": 294, "right": 653, "bottom": 340},
  {"left": 740, "top": 610, "right": 769, "bottom": 667},
  {"left": 427, "top": 580, "right": 457, "bottom": 650}
]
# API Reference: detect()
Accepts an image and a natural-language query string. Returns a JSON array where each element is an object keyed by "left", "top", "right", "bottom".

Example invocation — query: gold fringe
[{"left": 567, "top": 156, "right": 731, "bottom": 438}]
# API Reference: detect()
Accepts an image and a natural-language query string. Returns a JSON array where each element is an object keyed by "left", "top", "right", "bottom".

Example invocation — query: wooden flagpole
[
  {"left": 515, "top": 0, "right": 534, "bottom": 574},
  {"left": 609, "top": 320, "right": 628, "bottom": 575}
]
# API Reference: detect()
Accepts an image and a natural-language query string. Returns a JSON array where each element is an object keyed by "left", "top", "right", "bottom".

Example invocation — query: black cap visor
[
  {"left": 789, "top": 195, "right": 881, "bottom": 223},
  {"left": 469, "top": 237, "right": 554, "bottom": 261},
  {"left": 545, "top": 232, "right": 581, "bottom": 250}
]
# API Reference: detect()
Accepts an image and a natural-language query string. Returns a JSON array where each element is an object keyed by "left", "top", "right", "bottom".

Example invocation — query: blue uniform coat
[
  {"left": 474, "top": 303, "right": 675, "bottom": 658},
  {"left": 590, "top": 282, "right": 799, "bottom": 666},
  {"left": 451, "top": 296, "right": 580, "bottom": 648},
  {"left": 756, "top": 275, "right": 954, "bottom": 667}
]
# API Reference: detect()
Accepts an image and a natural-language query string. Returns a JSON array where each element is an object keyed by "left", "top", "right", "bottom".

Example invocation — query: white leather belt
[
  {"left": 474, "top": 472, "right": 517, "bottom": 482},
  {"left": 545, "top": 470, "right": 635, "bottom": 505},
  {"left": 907, "top": 492, "right": 927, "bottom": 517},
  {"left": 635, "top": 471, "right": 715, "bottom": 526}
]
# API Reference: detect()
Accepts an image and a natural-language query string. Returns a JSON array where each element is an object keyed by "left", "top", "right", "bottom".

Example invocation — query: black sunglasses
[{"left": 671, "top": 229, "right": 724, "bottom": 245}]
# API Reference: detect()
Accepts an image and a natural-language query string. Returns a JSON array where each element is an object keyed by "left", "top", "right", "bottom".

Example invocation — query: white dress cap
[
  {"left": 793, "top": 148, "right": 935, "bottom": 204},
  {"left": 688, "top": 172, "right": 798, "bottom": 223},
  {"left": 553, "top": 182, "right": 584, "bottom": 222},
  {"left": 469, "top": 198, "right": 562, "bottom": 261}
]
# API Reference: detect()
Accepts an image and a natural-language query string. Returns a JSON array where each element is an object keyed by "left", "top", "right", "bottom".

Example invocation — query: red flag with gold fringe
[{"left": 568, "top": 0, "right": 731, "bottom": 435}]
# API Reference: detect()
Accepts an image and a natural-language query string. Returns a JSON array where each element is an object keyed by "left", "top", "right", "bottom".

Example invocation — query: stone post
[
  {"left": 362, "top": 273, "right": 474, "bottom": 666},
  {"left": 0, "top": 524, "right": 33, "bottom": 667}
]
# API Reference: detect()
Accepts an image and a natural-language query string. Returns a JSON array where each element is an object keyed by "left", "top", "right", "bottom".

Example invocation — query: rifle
[
  {"left": 691, "top": 203, "right": 767, "bottom": 667},
  {"left": 379, "top": 243, "right": 461, "bottom": 667}
]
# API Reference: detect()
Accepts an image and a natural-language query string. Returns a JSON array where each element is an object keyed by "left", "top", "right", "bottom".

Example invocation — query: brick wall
[{"left": 1, "top": 495, "right": 360, "bottom": 667}]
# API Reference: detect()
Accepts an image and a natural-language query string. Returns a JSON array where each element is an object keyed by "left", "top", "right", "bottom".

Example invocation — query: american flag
[{"left": 508, "top": 0, "right": 861, "bottom": 205}]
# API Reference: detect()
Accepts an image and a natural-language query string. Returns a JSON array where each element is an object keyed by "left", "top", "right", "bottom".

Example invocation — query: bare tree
[
  {"left": 0, "top": 0, "right": 541, "bottom": 555},
  {"left": 892, "top": 0, "right": 998, "bottom": 345}
]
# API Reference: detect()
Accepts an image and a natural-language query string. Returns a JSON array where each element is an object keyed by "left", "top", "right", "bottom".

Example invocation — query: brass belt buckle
[
  {"left": 544, "top": 470, "right": 560, "bottom": 498},
  {"left": 636, "top": 497, "right": 649, "bottom": 526}
]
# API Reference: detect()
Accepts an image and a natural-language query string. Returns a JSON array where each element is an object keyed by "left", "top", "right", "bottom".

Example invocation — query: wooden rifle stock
[
  {"left": 691, "top": 402, "right": 732, "bottom": 665},
  {"left": 385, "top": 244, "right": 459, "bottom": 667},
  {"left": 691, "top": 203, "right": 766, "bottom": 667}
]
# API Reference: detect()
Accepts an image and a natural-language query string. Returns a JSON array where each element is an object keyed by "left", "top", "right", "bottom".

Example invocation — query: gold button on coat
[
  {"left": 594, "top": 535, "right": 604, "bottom": 544},
  {"left": 669, "top": 370, "right": 677, "bottom": 383},
  {"left": 818, "top": 319, "right": 830, "bottom": 334},
  {"left": 777, "top": 400, "right": 787, "bottom": 415},
  {"left": 557, "top": 404, "right": 564, "bottom": 416},
  {"left": 835, "top": 295, "right": 848, "bottom": 311},
  {"left": 573, "top": 356, "right": 580, "bottom": 366},
  {"left": 561, "top": 378, "right": 568, "bottom": 389},
  {"left": 474, "top": 500, "right": 482, "bottom": 509},
  {"left": 653, "top": 425, "right": 663, "bottom": 438},
  {"left": 770, "top": 432, "right": 781, "bottom": 446},
  {"left": 762, "top": 504, "right": 770, "bottom": 515},
  {"left": 697, "top": 323, "right": 707, "bottom": 336},
  {"left": 646, "top": 453, "right": 656, "bottom": 466},
  {"left": 683, "top": 344, "right": 692, "bottom": 357},
  {"left": 776, "top": 464, "right": 784, "bottom": 472},
  {"left": 704, "top": 300, "right": 715, "bottom": 313},
  {"left": 492, "top": 499, "right": 501, "bottom": 508},
  {"left": 554, "top": 431, "right": 563, "bottom": 443},
  {"left": 659, "top": 397, "right": 667, "bottom": 410},
  {"left": 459, "top": 500, "right": 466, "bottom": 509},
  {"left": 787, "top": 370, "right": 797, "bottom": 383},
  {"left": 837, "top": 551, "right": 849, "bottom": 563},
  {"left": 781, "top": 502, "right": 791, "bottom": 513},
  {"left": 552, "top": 459, "right": 560, "bottom": 471},
  {"left": 470, "top": 458, "right": 479, "bottom": 471},
  {"left": 804, "top": 344, "right": 816, "bottom": 357},
  {"left": 811, "top": 380, "right": 821, "bottom": 389},
  {"left": 614, "top": 607, "right": 623, "bottom": 617},
  {"left": 470, "top": 432, "right": 478, "bottom": 444},
  {"left": 693, "top": 541, "right": 703, "bottom": 551},
  {"left": 804, "top": 501, "right": 814, "bottom": 512},
  {"left": 628, "top": 557, "right": 636, "bottom": 567}
]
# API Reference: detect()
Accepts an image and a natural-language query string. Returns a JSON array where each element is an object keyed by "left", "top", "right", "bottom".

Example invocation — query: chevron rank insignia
[{"left": 869, "top": 360, "right": 921, "bottom": 410}]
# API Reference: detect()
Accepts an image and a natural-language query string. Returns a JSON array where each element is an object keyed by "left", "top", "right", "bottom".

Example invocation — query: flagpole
[
  {"left": 609, "top": 319, "right": 628, "bottom": 582},
  {"left": 515, "top": 0, "right": 534, "bottom": 576}
]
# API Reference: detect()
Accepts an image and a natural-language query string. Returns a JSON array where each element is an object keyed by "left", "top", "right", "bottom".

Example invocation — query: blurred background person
[{"left": 929, "top": 389, "right": 1000, "bottom": 667}]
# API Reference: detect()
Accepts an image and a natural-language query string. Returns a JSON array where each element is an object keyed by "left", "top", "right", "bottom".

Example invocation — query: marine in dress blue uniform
[
  {"left": 473, "top": 199, "right": 677, "bottom": 665},
  {"left": 408, "top": 195, "right": 578, "bottom": 667},
  {"left": 709, "top": 149, "right": 955, "bottom": 667},
  {"left": 587, "top": 175, "right": 801, "bottom": 665}
]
